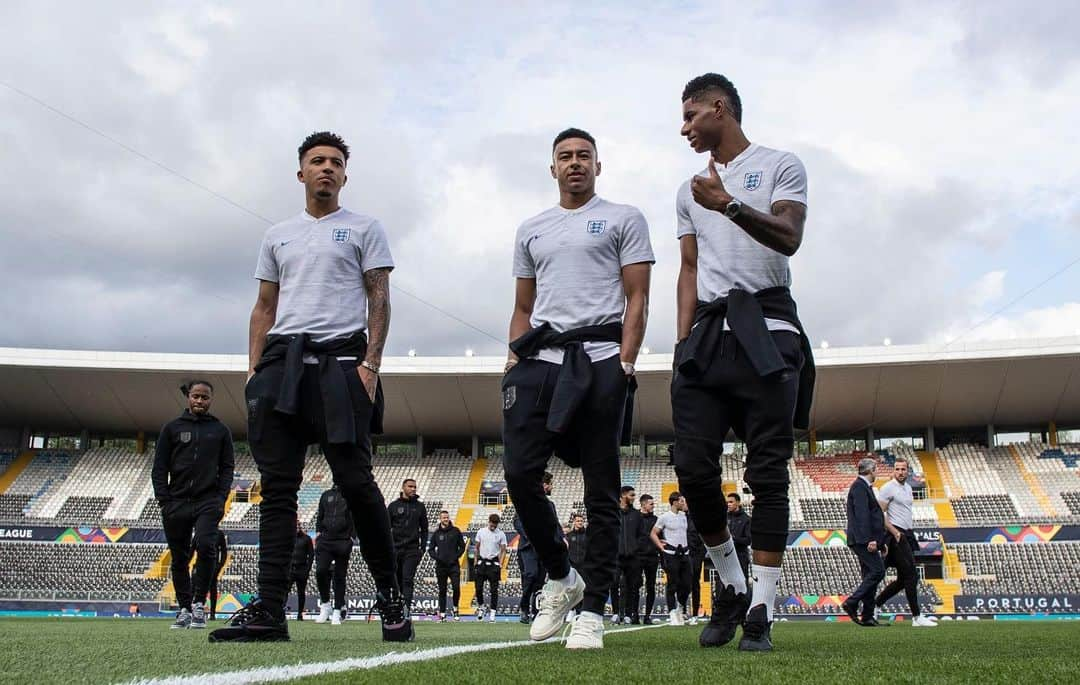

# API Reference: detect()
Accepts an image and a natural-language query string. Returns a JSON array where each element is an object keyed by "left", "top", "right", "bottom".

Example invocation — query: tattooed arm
[
  {"left": 729, "top": 200, "right": 807, "bottom": 257},
  {"left": 360, "top": 267, "right": 391, "bottom": 399}
]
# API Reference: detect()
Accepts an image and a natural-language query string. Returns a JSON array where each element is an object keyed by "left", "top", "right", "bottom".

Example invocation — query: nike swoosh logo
[
  {"left": 280, "top": 239, "right": 293, "bottom": 246},
  {"left": 723, "top": 550, "right": 733, "bottom": 557}
]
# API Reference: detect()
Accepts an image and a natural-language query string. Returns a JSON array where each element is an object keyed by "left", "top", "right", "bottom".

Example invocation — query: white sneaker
[
  {"left": 565, "top": 609, "right": 576, "bottom": 624},
  {"left": 530, "top": 571, "right": 586, "bottom": 641},
  {"left": 565, "top": 611, "right": 604, "bottom": 650},
  {"left": 610, "top": 614, "right": 622, "bottom": 625},
  {"left": 331, "top": 609, "right": 343, "bottom": 625},
  {"left": 487, "top": 609, "right": 496, "bottom": 623},
  {"left": 669, "top": 608, "right": 685, "bottom": 626},
  {"left": 687, "top": 616, "right": 699, "bottom": 626},
  {"left": 912, "top": 614, "right": 938, "bottom": 627},
  {"left": 316, "top": 601, "right": 332, "bottom": 624}
]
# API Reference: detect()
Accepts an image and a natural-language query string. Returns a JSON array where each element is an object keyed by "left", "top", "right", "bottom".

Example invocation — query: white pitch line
[{"left": 123, "top": 622, "right": 666, "bottom": 685}]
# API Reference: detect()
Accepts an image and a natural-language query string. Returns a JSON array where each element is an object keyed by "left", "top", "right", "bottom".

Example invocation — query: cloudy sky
[{"left": 2, "top": 1, "right": 1078, "bottom": 357}]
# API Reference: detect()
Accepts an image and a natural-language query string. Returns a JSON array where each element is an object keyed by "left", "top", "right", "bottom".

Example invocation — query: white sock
[
  {"left": 551, "top": 567, "right": 578, "bottom": 589},
  {"left": 750, "top": 564, "right": 781, "bottom": 622},
  {"left": 706, "top": 539, "right": 748, "bottom": 595},
  {"left": 580, "top": 610, "right": 602, "bottom": 623}
]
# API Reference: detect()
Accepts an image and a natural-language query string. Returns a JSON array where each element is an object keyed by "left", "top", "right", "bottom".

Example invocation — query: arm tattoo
[
  {"left": 771, "top": 199, "right": 807, "bottom": 227},
  {"left": 363, "top": 268, "right": 391, "bottom": 364}
]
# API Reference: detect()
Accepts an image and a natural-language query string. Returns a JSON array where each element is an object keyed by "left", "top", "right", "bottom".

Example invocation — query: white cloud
[{"left": 0, "top": 1, "right": 1078, "bottom": 355}]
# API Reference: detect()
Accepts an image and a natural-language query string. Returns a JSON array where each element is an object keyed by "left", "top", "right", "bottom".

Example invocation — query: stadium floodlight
[
  {"left": 465, "top": 348, "right": 474, "bottom": 357},
  {"left": 883, "top": 338, "right": 892, "bottom": 346},
  {"left": 407, "top": 349, "right": 417, "bottom": 357},
  {"left": 820, "top": 340, "right": 830, "bottom": 349}
]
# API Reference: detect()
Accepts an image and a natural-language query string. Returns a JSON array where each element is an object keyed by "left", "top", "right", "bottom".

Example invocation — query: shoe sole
[
  {"left": 189, "top": 624, "right": 206, "bottom": 630},
  {"left": 566, "top": 642, "right": 603, "bottom": 650},
  {"left": 738, "top": 642, "right": 773, "bottom": 652},
  {"left": 208, "top": 633, "right": 290, "bottom": 643}
]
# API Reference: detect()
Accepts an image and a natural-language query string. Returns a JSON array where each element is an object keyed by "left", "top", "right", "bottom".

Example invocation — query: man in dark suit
[{"left": 843, "top": 457, "right": 885, "bottom": 626}]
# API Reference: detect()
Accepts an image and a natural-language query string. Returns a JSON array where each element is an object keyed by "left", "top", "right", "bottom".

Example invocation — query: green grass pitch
[{"left": 0, "top": 617, "right": 1076, "bottom": 684}]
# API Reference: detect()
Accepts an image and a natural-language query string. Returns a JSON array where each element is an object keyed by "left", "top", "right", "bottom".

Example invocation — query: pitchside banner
[{"left": 954, "top": 594, "right": 1080, "bottom": 613}]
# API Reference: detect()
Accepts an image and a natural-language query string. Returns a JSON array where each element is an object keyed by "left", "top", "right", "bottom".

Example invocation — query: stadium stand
[
  {"left": 954, "top": 541, "right": 1080, "bottom": 598},
  {"left": 0, "top": 541, "right": 167, "bottom": 600},
  {"left": 2, "top": 441, "right": 1079, "bottom": 617}
]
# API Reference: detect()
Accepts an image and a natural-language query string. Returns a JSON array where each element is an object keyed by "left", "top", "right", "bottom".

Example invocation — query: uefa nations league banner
[{"left": 953, "top": 594, "right": 1080, "bottom": 613}]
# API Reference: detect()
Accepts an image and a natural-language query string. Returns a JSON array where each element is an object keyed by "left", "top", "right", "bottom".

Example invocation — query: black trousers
[
  {"left": 672, "top": 331, "right": 803, "bottom": 553},
  {"left": 290, "top": 575, "right": 309, "bottom": 618},
  {"left": 395, "top": 548, "right": 422, "bottom": 608},
  {"left": 315, "top": 537, "right": 353, "bottom": 609},
  {"left": 246, "top": 360, "right": 397, "bottom": 613},
  {"left": 474, "top": 563, "right": 500, "bottom": 610},
  {"left": 689, "top": 553, "right": 706, "bottom": 616},
  {"left": 435, "top": 562, "right": 461, "bottom": 613},
  {"left": 848, "top": 545, "right": 885, "bottom": 620},
  {"left": 876, "top": 531, "right": 921, "bottom": 616},
  {"left": 518, "top": 547, "right": 545, "bottom": 615},
  {"left": 161, "top": 498, "right": 221, "bottom": 611},
  {"left": 609, "top": 554, "right": 641, "bottom": 619},
  {"left": 663, "top": 553, "right": 692, "bottom": 612},
  {"left": 502, "top": 356, "right": 627, "bottom": 615},
  {"left": 640, "top": 555, "right": 659, "bottom": 617}
]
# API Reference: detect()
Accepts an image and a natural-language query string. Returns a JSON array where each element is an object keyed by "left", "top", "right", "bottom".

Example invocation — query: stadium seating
[
  {"left": 0, "top": 541, "right": 166, "bottom": 600},
  {"left": 954, "top": 542, "right": 1080, "bottom": 597}
]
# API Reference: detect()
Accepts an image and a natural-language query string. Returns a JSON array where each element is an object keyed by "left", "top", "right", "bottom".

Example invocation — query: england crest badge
[
  {"left": 743, "top": 172, "right": 762, "bottom": 191},
  {"left": 586, "top": 220, "right": 607, "bottom": 235},
  {"left": 179, "top": 431, "right": 192, "bottom": 443},
  {"left": 332, "top": 227, "right": 351, "bottom": 243},
  {"left": 503, "top": 385, "right": 517, "bottom": 411}
]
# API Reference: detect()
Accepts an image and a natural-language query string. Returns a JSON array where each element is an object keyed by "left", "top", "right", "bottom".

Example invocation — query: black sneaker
[
  {"left": 519, "top": 610, "right": 531, "bottom": 625},
  {"left": 699, "top": 584, "right": 750, "bottom": 648},
  {"left": 841, "top": 600, "right": 861, "bottom": 625},
  {"left": 208, "top": 600, "right": 289, "bottom": 643},
  {"left": 642, "top": 616, "right": 653, "bottom": 625},
  {"left": 737, "top": 604, "right": 773, "bottom": 652},
  {"left": 377, "top": 592, "right": 415, "bottom": 643}
]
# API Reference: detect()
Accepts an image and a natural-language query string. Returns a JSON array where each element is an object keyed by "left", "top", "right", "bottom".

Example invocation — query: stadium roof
[{"left": 2, "top": 336, "right": 1079, "bottom": 441}]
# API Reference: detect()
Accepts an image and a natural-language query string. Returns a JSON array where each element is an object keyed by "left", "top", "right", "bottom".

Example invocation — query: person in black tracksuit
[
  {"left": 610, "top": 486, "right": 645, "bottom": 623},
  {"left": 514, "top": 472, "right": 561, "bottom": 622},
  {"left": 566, "top": 514, "right": 587, "bottom": 572},
  {"left": 637, "top": 495, "right": 660, "bottom": 623},
  {"left": 153, "top": 380, "right": 234, "bottom": 627},
  {"left": 427, "top": 510, "right": 466, "bottom": 618},
  {"left": 388, "top": 479, "right": 428, "bottom": 610},
  {"left": 290, "top": 521, "right": 315, "bottom": 619},
  {"left": 727, "top": 493, "right": 752, "bottom": 583},
  {"left": 687, "top": 508, "right": 709, "bottom": 620},
  {"left": 316, "top": 485, "right": 355, "bottom": 618}
]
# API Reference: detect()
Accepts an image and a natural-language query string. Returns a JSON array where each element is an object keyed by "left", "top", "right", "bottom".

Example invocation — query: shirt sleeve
[
  {"left": 253, "top": 232, "right": 279, "bottom": 283},
  {"left": 771, "top": 153, "right": 808, "bottom": 206},
  {"left": 653, "top": 512, "right": 667, "bottom": 532},
  {"left": 618, "top": 208, "right": 656, "bottom": 267},
  {"left": 360, "top": 219, "right": 395, "bottom": 273},
  {"left": 878, "top": 481, "right": 895, "bottom": 504},
  {"left": 512, "top": 223, "right": 535, "bottom": 278},
  {"left": 675, "top": 181, "right": 696, "bottom": 239}
]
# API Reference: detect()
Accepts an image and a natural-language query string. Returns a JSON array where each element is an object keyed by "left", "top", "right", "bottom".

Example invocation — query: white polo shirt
[
  {"left": 878, "top": 478, "right": 915, "bottom": 531},
  {"left": 255, "top": 207, "right": 395, "bottom": 343},
  {"left": 676, "top": 143, "right": 807, "bottom": 333},
  {"left": 654, "top": 509, "right": 688, "bottom": 549},
  {"left": 475, "top": 526, "right": 507, "bottom": 560},
  {"left": 513, "top": 195, "right": 655, "bottom": 363}
]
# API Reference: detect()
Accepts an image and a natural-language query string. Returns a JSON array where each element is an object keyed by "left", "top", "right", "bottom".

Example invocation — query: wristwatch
[
  {"left": 723, "top": 198, "right": 742, "bottom": 219},
  {"left": 360, "top": 360, "right": 380, "bottom": 374}
]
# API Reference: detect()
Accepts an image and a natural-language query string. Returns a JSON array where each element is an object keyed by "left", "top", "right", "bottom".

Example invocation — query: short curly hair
[
  {"left": 298, "top": 131, "right": 350, "bottom": 164},
  {"left": 681, "top": 73, "right": 742, "bottom": 124}
]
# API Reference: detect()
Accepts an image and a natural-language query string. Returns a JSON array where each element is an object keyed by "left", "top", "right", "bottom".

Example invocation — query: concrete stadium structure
[{"left": 2, "top": 336, "right": 1079, "bottom": 450}]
